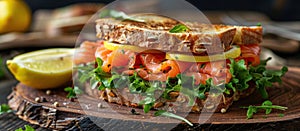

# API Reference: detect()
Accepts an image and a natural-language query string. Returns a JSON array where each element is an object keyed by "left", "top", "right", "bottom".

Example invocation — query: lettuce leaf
[
  {"left": 249, "top": 58, "right": 288, "bottom": 99},
  {"left": 228, "top": 59, "right": 252, "bottom": 91},
  {"left": 228, "top": 57, "right": 288, "bottom": 99}
]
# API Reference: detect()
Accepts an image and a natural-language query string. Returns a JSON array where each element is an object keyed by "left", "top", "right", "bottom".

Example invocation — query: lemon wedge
[
  {"left": 166, "top": 46, "right": 241, "bottom": 62},
  {"left": 7, "top": 48, "right": 74, "bottom": 89}
]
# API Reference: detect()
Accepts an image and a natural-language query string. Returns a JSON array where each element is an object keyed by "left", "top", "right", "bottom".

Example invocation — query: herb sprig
[
  {"left": 240, "top": 100, "right": 288, "bottom": 119},
  {"left": 64, "top": 86, "right": 83, "bottom": 99},
  {"left": 154, "top": 110, "right": 193, "bottom": 126},
  {"left": 169, "top": 24, "right": 190, "bottom": 33},
  {"left": 0, "top": 104, "right": 12, "bottom": 115},
  {"left": 15, "top": 125, "right": 35, "bottom": 131},
  {"left": 256, "top": 22, "right": 262, "bottom": 26}
]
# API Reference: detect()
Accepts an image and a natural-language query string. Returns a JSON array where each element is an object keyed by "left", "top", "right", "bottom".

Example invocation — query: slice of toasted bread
[
  {"left": 96, "top": 14, "right": 262, "bottom": 54},
  {"left": 84, "top": 82, "right": 256, "bottom": 113}
]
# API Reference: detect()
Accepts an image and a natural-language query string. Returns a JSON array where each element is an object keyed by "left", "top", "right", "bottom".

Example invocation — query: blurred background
[
  {"left": 0, "top": 0, "right": 300, "bottom": 80},
  {"left": 24, "top": 0, "right": 300, "bottom": 21}
]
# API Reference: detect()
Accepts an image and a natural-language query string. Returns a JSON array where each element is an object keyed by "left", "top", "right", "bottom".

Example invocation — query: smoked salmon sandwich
[{"left": 74, "top": 13, "right": 287, "bottom": 113}]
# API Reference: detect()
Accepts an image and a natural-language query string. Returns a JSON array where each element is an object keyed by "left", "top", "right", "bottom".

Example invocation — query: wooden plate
[
  {"left": 0, "top": 32, "right": 77, "bottom": 50},
  {"left": 7, "top": 67, "right": 300, "bottom": 130}
]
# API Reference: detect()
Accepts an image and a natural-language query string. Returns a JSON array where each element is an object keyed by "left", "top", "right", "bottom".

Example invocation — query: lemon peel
[
  {"left": 7, "top": 48, "right": 74, "bottom": 89},
  {"left": 166, "top": 46, "right": 241, "bottom": 62}
]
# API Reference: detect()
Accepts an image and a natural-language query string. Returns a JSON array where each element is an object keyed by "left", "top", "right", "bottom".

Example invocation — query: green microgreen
[
  {"left": 169, "top": 24, "right": 190, "bottom": 33},
  {"left": 240, "top": 100, "right": 287, "bottom": 119},
  {"left": 154, "top": 110, "right": 193, "bottom": 126},
  {"left": 0, "top": 104, "right": 12, "bottom": 115},
  {"left": 64, "top": 86, "right": 83, "bottom": 99},
  {"left": 15, "top": 125, "right": 35, "bottom": 131}
]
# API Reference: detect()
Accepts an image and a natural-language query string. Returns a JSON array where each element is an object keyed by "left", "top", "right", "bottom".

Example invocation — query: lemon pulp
[{"left": 7, "top": 48, "right": 74, "bottom": 89}]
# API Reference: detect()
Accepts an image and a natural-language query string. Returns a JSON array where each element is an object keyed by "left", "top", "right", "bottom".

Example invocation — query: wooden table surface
[{"left": 0, "top": 80, "right": 48, "bottom": 131}]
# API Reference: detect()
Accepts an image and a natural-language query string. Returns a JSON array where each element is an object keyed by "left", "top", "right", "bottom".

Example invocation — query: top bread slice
[{"left": 96, "top": 13, "right": 262, "bottom": 54}]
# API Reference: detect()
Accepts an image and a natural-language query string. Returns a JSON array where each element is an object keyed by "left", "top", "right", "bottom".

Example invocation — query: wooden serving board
[{"left": 7, "top": 67, "right": 300, "bottom": 130}]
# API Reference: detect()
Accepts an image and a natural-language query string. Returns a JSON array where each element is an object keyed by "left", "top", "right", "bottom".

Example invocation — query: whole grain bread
[
  {"left": 96, "top": 14, "right": 262, "bottom": 54},
  {"left": 84, "top": 83, "right": 256, "bottom": 113}
]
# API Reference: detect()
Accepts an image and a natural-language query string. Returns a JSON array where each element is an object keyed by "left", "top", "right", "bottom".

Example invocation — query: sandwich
[{"left": 74, "top": 13, "right": 287, "bottom": 113}]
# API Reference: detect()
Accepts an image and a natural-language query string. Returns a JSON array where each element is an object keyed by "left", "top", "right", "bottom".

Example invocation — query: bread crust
[{"left": 95, "top": 14, "right": 262, "bottom": 54}]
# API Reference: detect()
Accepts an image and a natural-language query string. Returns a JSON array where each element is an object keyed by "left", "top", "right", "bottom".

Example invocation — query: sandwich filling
[{"left": 74, "top": 40, "right": 287, "bottom": 113}]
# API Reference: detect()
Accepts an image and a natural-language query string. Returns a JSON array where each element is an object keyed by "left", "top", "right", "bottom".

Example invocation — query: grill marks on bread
[{"left": 96, "top": 14, "right": 262, "bottom": 54}]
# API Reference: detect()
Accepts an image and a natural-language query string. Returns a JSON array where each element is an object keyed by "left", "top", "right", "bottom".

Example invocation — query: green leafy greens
[
  {"left": 15, "top": 125, "right": 35, "bottom": 131},
  {"left": 227, "top": 58, "right": 288, "bottom": 99},
  {"left": 278, "top": 113, "right": 285, "bottom": 117},
  {"left": 256, "top": 22, "right": 262, "bottom": 26},
  {"left": 64, "top": 86, "right": 83, "bottom": 99},
  {"left": 76, "top": 58, "right": 204, "bottom": 113},
  {"left": 99, "top": 10, "right": 145, "bottom": 22},
  {"left": 76, "top": 57, "right": 287, "bottom": 119},
  {"left": 154, "top": 110, "right": 193, "bottom": 126},
  {"left": 249, "top": 58, "right": 288, "bottom": 99},
  {"left": 0, "top": 104, "right": 12, "bottom": 115},
  {"left": 169, "top": 24, "right": 190, "bottom": 33},
  {"left": 228, "top": 59, "right": 252, "bottom": 91},
  {"left": 240, "top": 100, "right": 287, "bottom": 119}
]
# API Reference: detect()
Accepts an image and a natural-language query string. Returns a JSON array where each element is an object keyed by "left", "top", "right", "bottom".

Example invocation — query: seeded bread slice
[
  {"left": 84, "top": 83, "right": 256, "bottom": 113},
  {"left": 95, "top": 14, "right": 262, "bottom": 54}
]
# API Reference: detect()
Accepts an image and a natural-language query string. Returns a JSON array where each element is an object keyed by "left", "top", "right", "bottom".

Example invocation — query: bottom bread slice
[{"left": 84, "top": 83, "right": 256, "bottom": 113}]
